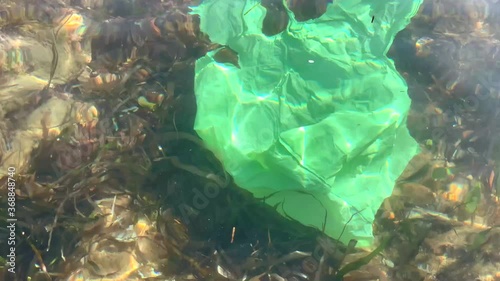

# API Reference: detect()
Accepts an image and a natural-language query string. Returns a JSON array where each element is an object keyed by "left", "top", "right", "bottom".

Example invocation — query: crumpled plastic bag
[{"left": 191, "top": 0, "right": 421, "bottom": 247}]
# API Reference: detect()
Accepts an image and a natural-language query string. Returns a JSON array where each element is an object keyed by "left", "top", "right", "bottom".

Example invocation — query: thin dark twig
[
  {"left": 45, "top": 12, "right": 73, "bottom": 92},
  {"left": 336, "top": 208, "right": 365, "bottom": 244}
]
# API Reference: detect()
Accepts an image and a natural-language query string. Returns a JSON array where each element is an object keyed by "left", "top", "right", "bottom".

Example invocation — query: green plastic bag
[{"left": 191, "top": 0, "right": 421, "bottom": 247}]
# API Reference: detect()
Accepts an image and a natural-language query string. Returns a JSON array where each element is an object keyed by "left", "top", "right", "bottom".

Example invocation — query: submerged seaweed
[{"left": 1, "top": 0, "right": 500, "bottom": 280}]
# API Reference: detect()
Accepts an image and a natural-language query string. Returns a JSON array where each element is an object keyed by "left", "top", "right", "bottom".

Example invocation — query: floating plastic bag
[{"left": 191, "top": 0, "right": 421, "bottom": 247}]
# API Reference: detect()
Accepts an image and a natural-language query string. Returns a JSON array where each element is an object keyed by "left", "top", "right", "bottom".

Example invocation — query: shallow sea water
[{"left": 0, "top": 0, "right": 499, "bottom": 280}]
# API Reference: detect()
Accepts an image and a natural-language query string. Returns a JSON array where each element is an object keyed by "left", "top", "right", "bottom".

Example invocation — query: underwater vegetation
[{"left": 0, "top": 0, "right": 499, "bottom": 280}]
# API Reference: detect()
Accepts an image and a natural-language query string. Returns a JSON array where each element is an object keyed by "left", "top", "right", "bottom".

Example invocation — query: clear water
[{"left": 0, "top": 0, "right": 499, "bottom": 280}]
